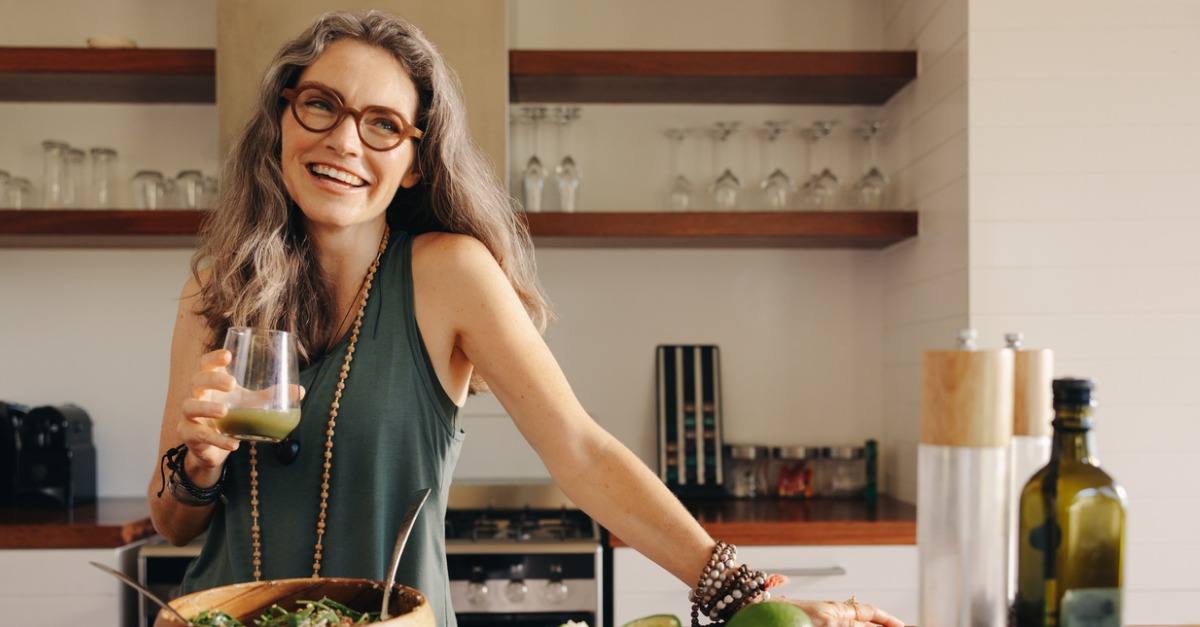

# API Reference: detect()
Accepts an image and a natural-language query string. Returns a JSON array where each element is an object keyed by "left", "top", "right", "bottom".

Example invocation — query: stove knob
[
  {"left": 544, "top": 563, "right": 569, "bottom": 604},
  {"left": 506, "top": 564, "right": 528, "bottom": 603}
]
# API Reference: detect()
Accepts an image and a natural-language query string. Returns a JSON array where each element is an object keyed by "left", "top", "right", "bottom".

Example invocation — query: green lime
[
  {"left": 621, "top": 615, "right": 682, "bottom": 627},
  {"left": 727, "top": 601, "right": 814, "bottom": 627}
]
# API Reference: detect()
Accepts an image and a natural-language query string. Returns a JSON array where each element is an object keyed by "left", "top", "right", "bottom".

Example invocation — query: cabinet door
[
  {"left": 217, "top": 0, "right": 506, "bottom": 173},
  {"left": 612, "top": 545, "right": 917, "bottom": 626},
  {"left": 0, "top": 545, "right": 143, "bottom": 627}
]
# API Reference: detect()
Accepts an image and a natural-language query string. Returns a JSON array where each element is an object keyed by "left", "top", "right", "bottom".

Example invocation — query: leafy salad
[{"left": 191, "top": 597, "right": 378, "bottom": 626}]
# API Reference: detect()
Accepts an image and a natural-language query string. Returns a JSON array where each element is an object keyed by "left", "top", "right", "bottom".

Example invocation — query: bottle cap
[{"left": 1053, "top": 378, "right": 1095, "bottom": 407}]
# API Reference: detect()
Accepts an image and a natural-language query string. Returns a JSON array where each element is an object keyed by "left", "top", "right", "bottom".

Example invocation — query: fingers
[
  {"left": 192, "top": 349, "right": 235, "bottom": 401},
  {"left": 849, "top": 602, "right": 903, "bottom": 627},
  {"left": 775, "top": 598, "right": 904, "bottom": 627}
]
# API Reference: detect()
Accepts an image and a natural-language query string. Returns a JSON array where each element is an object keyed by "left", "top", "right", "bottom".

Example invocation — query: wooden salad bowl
[{"left": 153, "top": 577, "right": 435, "bottom": 626}]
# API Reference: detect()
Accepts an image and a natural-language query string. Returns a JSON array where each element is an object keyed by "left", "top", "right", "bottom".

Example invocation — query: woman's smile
[{"left": 308, "top": 162, "right": 367, "bottom": 188}]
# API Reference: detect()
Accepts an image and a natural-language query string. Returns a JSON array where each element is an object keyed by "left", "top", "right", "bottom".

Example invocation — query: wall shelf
[
  {"left": 509, "top": 50, "right": 917, "bottom": 104},
  {"left": 0, "top": 209, "right": 916, "bottom": 249},
  {"left": 0, "top": 47, "right": 215, "bottom": 103}
]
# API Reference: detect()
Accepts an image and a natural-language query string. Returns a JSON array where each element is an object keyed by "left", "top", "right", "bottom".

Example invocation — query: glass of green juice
[{"left": 215, "top": 327, "right": 303, "bottom": 442}]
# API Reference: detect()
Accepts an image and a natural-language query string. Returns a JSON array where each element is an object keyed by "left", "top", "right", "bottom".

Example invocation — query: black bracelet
[{"left": 158, "top": 444, "right": 226, "bottom": 506}]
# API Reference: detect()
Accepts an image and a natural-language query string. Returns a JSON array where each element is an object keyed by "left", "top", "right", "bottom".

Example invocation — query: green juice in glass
[{"left": 219, "top": 407, "right": 302, "bottom": 442}]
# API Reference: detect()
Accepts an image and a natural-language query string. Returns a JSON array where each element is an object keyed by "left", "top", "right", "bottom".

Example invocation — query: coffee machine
[{"left": 1, "top": 402, "right": 97, "bottom": 508}]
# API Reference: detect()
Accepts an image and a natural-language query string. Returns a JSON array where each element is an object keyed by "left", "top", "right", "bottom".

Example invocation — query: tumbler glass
[
  {"left": 176, "top": 170, "right": 205, "bottom": 209},
  {"left": 90, "top": 147, "right": 118, "bottom": 208},
  {"left": 42, "top": 140, "right": 69, "bottom": 208},
  {"left": 132, "top": 170, "right": 166, "bottom": 210},
  {"left": 5, "top": 177, "right": 34, "bottom": 210},
  {"left": 64, "top": 147, "right": 85, "bottom": 208},
  {"left": 0, "top": 170, "right": 9, "bottom": 209}
]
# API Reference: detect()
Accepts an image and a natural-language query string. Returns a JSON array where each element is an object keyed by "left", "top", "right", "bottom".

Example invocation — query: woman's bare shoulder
[{"left": 411, "top": 232, "right": 498, "bottom": 276}]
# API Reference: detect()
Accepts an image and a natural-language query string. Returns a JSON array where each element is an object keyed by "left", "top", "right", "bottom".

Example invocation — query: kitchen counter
[
  {"left": 0, "top": 497, "right": 156, "bottom": 549},
  {"left": 608, "top": 496, "right": 915, "bottom": 547}
]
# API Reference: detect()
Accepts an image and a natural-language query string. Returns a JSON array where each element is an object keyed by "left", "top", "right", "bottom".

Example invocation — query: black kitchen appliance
[
  {"left": 9, "top": 403, "right": 97, "bottom": 508},
  {"left": 0, "top": 401, "right": 28, "bottom": 503},
  {"left": 656, "top": 345, "right": 725, "bottom": 498}
]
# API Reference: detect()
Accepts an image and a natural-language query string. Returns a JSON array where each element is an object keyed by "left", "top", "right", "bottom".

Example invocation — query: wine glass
[
  {"left": 665, "top": 128, "right": 693, "bottom": 212},
  {"left": 213, "top": 327, "right": 303, "bottom": 443},
  {"left": 519, "top": 106, "right": 547, "bottom": 213},
  {"left": 709, "top": 122, "right": 741, "bottom": 211},
  {"left": 852, "top": 121, "right": 889, "bottom": 210},
  {"left": 759, "top": 120, "right": 795, "bottom": 211},
  {"left": 799, "top": 120, "right": 840, "bottom": 210},
  {"left": 551, "top": 106, "right": 581, "bottom": 213}
]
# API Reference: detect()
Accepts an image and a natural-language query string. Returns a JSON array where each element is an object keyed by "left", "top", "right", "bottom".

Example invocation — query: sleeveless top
[{"left": 182, "top": 232, "right": 465, "bottom": 627}]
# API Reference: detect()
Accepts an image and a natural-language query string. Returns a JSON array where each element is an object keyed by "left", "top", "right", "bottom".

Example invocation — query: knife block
[{"left": 656, "top": 345, "right": 725, "bottom": 498}]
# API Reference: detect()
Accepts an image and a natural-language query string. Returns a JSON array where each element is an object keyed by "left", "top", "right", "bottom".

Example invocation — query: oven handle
[{"left": 773, "top": 566, "right": 847, "bottom": 578}]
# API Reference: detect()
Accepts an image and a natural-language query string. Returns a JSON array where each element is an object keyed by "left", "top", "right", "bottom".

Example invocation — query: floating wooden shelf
[
  {"left": 0, "top": 47, "right": 215, "bottom": 103},
  {"left": 0, "top": 209, "right": 917, "bottom": 249},
  {"left": 510, "top": 50, "right": 917, "bottom": 104}
]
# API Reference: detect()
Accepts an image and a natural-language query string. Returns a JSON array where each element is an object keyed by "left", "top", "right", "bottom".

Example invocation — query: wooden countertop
[
  {"left": 609, "top": 496, "right": 915, "bottom": 547},
  {"left": 0, "top": 497, "right": 156, "bottom": 549}
]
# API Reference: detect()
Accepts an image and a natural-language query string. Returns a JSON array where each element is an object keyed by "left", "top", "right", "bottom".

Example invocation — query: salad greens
[{"left": 191, "top": 597, "right": 379, "bottom": 626}]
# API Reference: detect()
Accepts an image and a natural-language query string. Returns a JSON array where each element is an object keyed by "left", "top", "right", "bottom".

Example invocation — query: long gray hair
[{"left": 193, "top": 10, "right": 551, "bottom": 383}]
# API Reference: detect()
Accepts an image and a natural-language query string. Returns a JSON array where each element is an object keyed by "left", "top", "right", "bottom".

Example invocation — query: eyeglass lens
[{"left": 291, "top": 87, "right": 409, "bottom": 150}]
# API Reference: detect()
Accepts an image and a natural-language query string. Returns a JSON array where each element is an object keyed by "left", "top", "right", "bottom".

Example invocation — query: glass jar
[
  {"left": 817, "top": 445, "right": 868, "bottom": 498},
  {"left": 64, "top": 147, "right": 85, "bottom": 207},
  {"left": 771, "top": 446, "right": 818, "bottom": 498},
  {"left": 90, "top": 147, "right": 118, "bottom": 208},
  {"left": 724, "top": 444, "right": 768, "bottom": 498}
]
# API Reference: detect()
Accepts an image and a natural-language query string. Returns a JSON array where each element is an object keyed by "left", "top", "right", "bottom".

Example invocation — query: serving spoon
[
  {"left": 90, "top": 560, "right": 194, "bottom": 626},
  {"left": 380, "top": 487, "right": 433, "bottom": 620}
]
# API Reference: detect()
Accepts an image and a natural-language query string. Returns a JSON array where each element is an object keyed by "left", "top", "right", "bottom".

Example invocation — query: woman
[{"left": 147, "top": 10, "right": 900, "bottom": 627}]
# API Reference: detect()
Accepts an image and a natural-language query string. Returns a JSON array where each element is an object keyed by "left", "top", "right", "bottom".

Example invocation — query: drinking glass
[
  {"left": 5, "top": 177, "right": 33, "bottom": 210},
  {"left": 213, "top": 327, "right": 303, "bottom": 443},
  {"left": 551, "top": 106, "right": 581, "bottom": 213},
  {"left": 63, "top": 148, "right": 85, "bottom": 208},
  {"left": 758, "top": 120, "right": 795, "bottom": 211},
  {"left": 90, "top": 147, "right": 118, "bottom": 209},
  {"left": 852, "top": 121, "right": 889, "bottom": 210},
  {"left": 176, "top": 170, "right": 206, "bottom": 209},
  {"left": 665, "top": 128, "right": 693, "bottom": 212},
  {"left": 132, "top": 170, "right": 166, "bottom": 210},
  {"left": 42, "top": 140, "right": 69, "bottom": 208},
  {"left": 709, "top": 122, "right": 741, "bottom": 211},
  {"left": 799, "top": 121, "right": 840, "bottom": 210},
  {"left": 0, "top": 170, "right": 9, "bottom": 209},
  {"left": 520, "top": 106, "right": 547, "bottom": 213}
]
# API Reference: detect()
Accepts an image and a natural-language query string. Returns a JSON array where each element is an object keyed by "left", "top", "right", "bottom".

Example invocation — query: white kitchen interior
[{"left": 1, "top": 0, "right": 1198, "bottom": 625}]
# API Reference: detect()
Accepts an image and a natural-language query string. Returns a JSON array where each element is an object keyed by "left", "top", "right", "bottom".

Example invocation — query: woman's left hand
[{"left": 777, "top": 596, "right": 905, "bottom": 627}]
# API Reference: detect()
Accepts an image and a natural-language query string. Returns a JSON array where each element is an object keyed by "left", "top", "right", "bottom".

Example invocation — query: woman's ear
[{"left": 400, "top": 167, "right": 421, "bottom": 188}]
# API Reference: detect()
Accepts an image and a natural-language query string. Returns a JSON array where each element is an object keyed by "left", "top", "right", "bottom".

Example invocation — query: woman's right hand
[{"left": 176, "top": 347, "right": 241, "bottom": 480}]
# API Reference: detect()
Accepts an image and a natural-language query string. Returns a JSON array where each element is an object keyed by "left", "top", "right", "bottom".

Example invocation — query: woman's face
[{"left": 281, "top": 39, "right": 422, "bottom": 233}]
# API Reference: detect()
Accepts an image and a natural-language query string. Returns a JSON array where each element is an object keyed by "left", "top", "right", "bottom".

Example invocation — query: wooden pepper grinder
[{"left": 918, "top": 329, "right": 1014, "bottom": 627}]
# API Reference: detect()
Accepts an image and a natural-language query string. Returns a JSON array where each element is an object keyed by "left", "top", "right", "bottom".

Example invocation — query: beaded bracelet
[
  {"left": 157, "top": 444, "right": 226, "bottom": 507},
  {"left": 689, "top": 541, "right": 772, "bottom": 626}
]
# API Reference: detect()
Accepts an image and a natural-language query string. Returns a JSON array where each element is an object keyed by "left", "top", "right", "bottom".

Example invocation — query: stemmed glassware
[
  {"left": 852, "top": 121, "right": 889, "bottom": 210},
  {"left": 551, "top": 106, "right": 581, "bottom": 213},
  {"left": 799, "top": 120, "right": 841, "bottom": 210},
  {"left": 665, "top": 128, "right": 693, "bottom": 212},
  {"left": 759, "top": 120, "right": 795, "bottom": 211},
  {"left": 709, "top": 122, "right": 741, "bottom": 211},
  {"left": 519, "top": 106, "right": 547, "bottom": 213}
]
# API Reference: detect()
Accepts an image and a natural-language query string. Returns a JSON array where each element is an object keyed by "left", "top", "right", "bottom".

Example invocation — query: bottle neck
[{"left": 1050, "top": 407, "right": 1098, "bottom": 465}]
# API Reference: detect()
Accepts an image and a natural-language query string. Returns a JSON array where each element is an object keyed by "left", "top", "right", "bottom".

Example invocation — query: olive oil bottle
[{"left": 1015, "top": 378, "right": 1127, "bottom": 627}]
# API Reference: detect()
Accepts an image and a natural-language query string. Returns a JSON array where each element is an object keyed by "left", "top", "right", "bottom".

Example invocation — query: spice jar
[
  {"left": 817, "top": 445, "right": 868, "bottom": 498},
  {"left": 771, "top": 446, "right": 818, "bottom": 498},
  {"left": 724, "top": 444, "right": 768, "bottom": 498}
]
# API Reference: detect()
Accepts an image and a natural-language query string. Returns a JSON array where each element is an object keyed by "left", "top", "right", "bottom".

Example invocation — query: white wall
[
  {"left": 1, "top": 1, "right": 897, "bottom": 497},
  {"left": 966, "top": 0, "right": 1200, "bottom": 620}
]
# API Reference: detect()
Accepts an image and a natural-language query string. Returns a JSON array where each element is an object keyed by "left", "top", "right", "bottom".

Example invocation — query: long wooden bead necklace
[{"left": 248, "top": 225, "right": 390, "bottom": 581}]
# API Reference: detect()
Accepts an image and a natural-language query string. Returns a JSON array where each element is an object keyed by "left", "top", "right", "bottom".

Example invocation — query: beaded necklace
[{"left": 247, "top": 225, "right": 390, "bottom": 581}]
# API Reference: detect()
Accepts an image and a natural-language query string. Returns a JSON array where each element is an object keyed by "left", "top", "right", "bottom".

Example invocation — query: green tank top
[{"left": 182, "top": 232, "right": 464, "bottom": 627}]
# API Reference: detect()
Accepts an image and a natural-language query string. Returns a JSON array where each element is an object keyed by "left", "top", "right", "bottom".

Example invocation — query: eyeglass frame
[{"left": 281, "top": 82, "right": 424, "bottom": 151}]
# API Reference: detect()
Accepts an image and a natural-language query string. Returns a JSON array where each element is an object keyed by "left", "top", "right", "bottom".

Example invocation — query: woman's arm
[
  {"left": 147, "top": 275, "right": 241, "bottom": 545},
  {"left": 413, "top": 233, "right": 713, "bottom": 585}
]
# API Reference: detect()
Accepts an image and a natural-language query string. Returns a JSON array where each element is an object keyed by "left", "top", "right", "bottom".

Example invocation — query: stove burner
[{"left": 445, "top": 506, "right": 596, "bottom": 543}]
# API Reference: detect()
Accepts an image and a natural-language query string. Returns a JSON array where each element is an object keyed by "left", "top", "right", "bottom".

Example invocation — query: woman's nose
[{"left": 324, "top": 115, "right": 363, "bottom": 155}]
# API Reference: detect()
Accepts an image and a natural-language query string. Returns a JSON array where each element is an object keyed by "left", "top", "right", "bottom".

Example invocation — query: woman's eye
[
  {"left": 367, "top": 115, "right": 401, "bottom": 135},
  {"left": 303, "top": 97, "right": 337, "bottom": 113}
]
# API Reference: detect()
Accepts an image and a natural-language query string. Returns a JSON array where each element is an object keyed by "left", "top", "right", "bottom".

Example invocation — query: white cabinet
[
  {"left": 0, "top": 543, "right": 147, "bottom": 627},
  {"left": 612, "top": 545, "right": 918, "bottom": 626}
]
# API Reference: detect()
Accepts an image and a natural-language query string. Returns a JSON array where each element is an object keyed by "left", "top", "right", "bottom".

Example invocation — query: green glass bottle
[{"left": 1015, "top": 378, "right": 1127, "bottom": 627}]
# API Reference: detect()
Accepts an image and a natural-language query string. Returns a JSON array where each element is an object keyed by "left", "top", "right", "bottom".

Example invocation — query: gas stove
[{"left": 444, "top": 484, "right": 603, "bottom": 627}]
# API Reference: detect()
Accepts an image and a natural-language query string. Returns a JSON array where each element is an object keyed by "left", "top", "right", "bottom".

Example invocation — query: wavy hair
[{"left": 193, "top": 10, "right": 552, "bottom": 388}]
